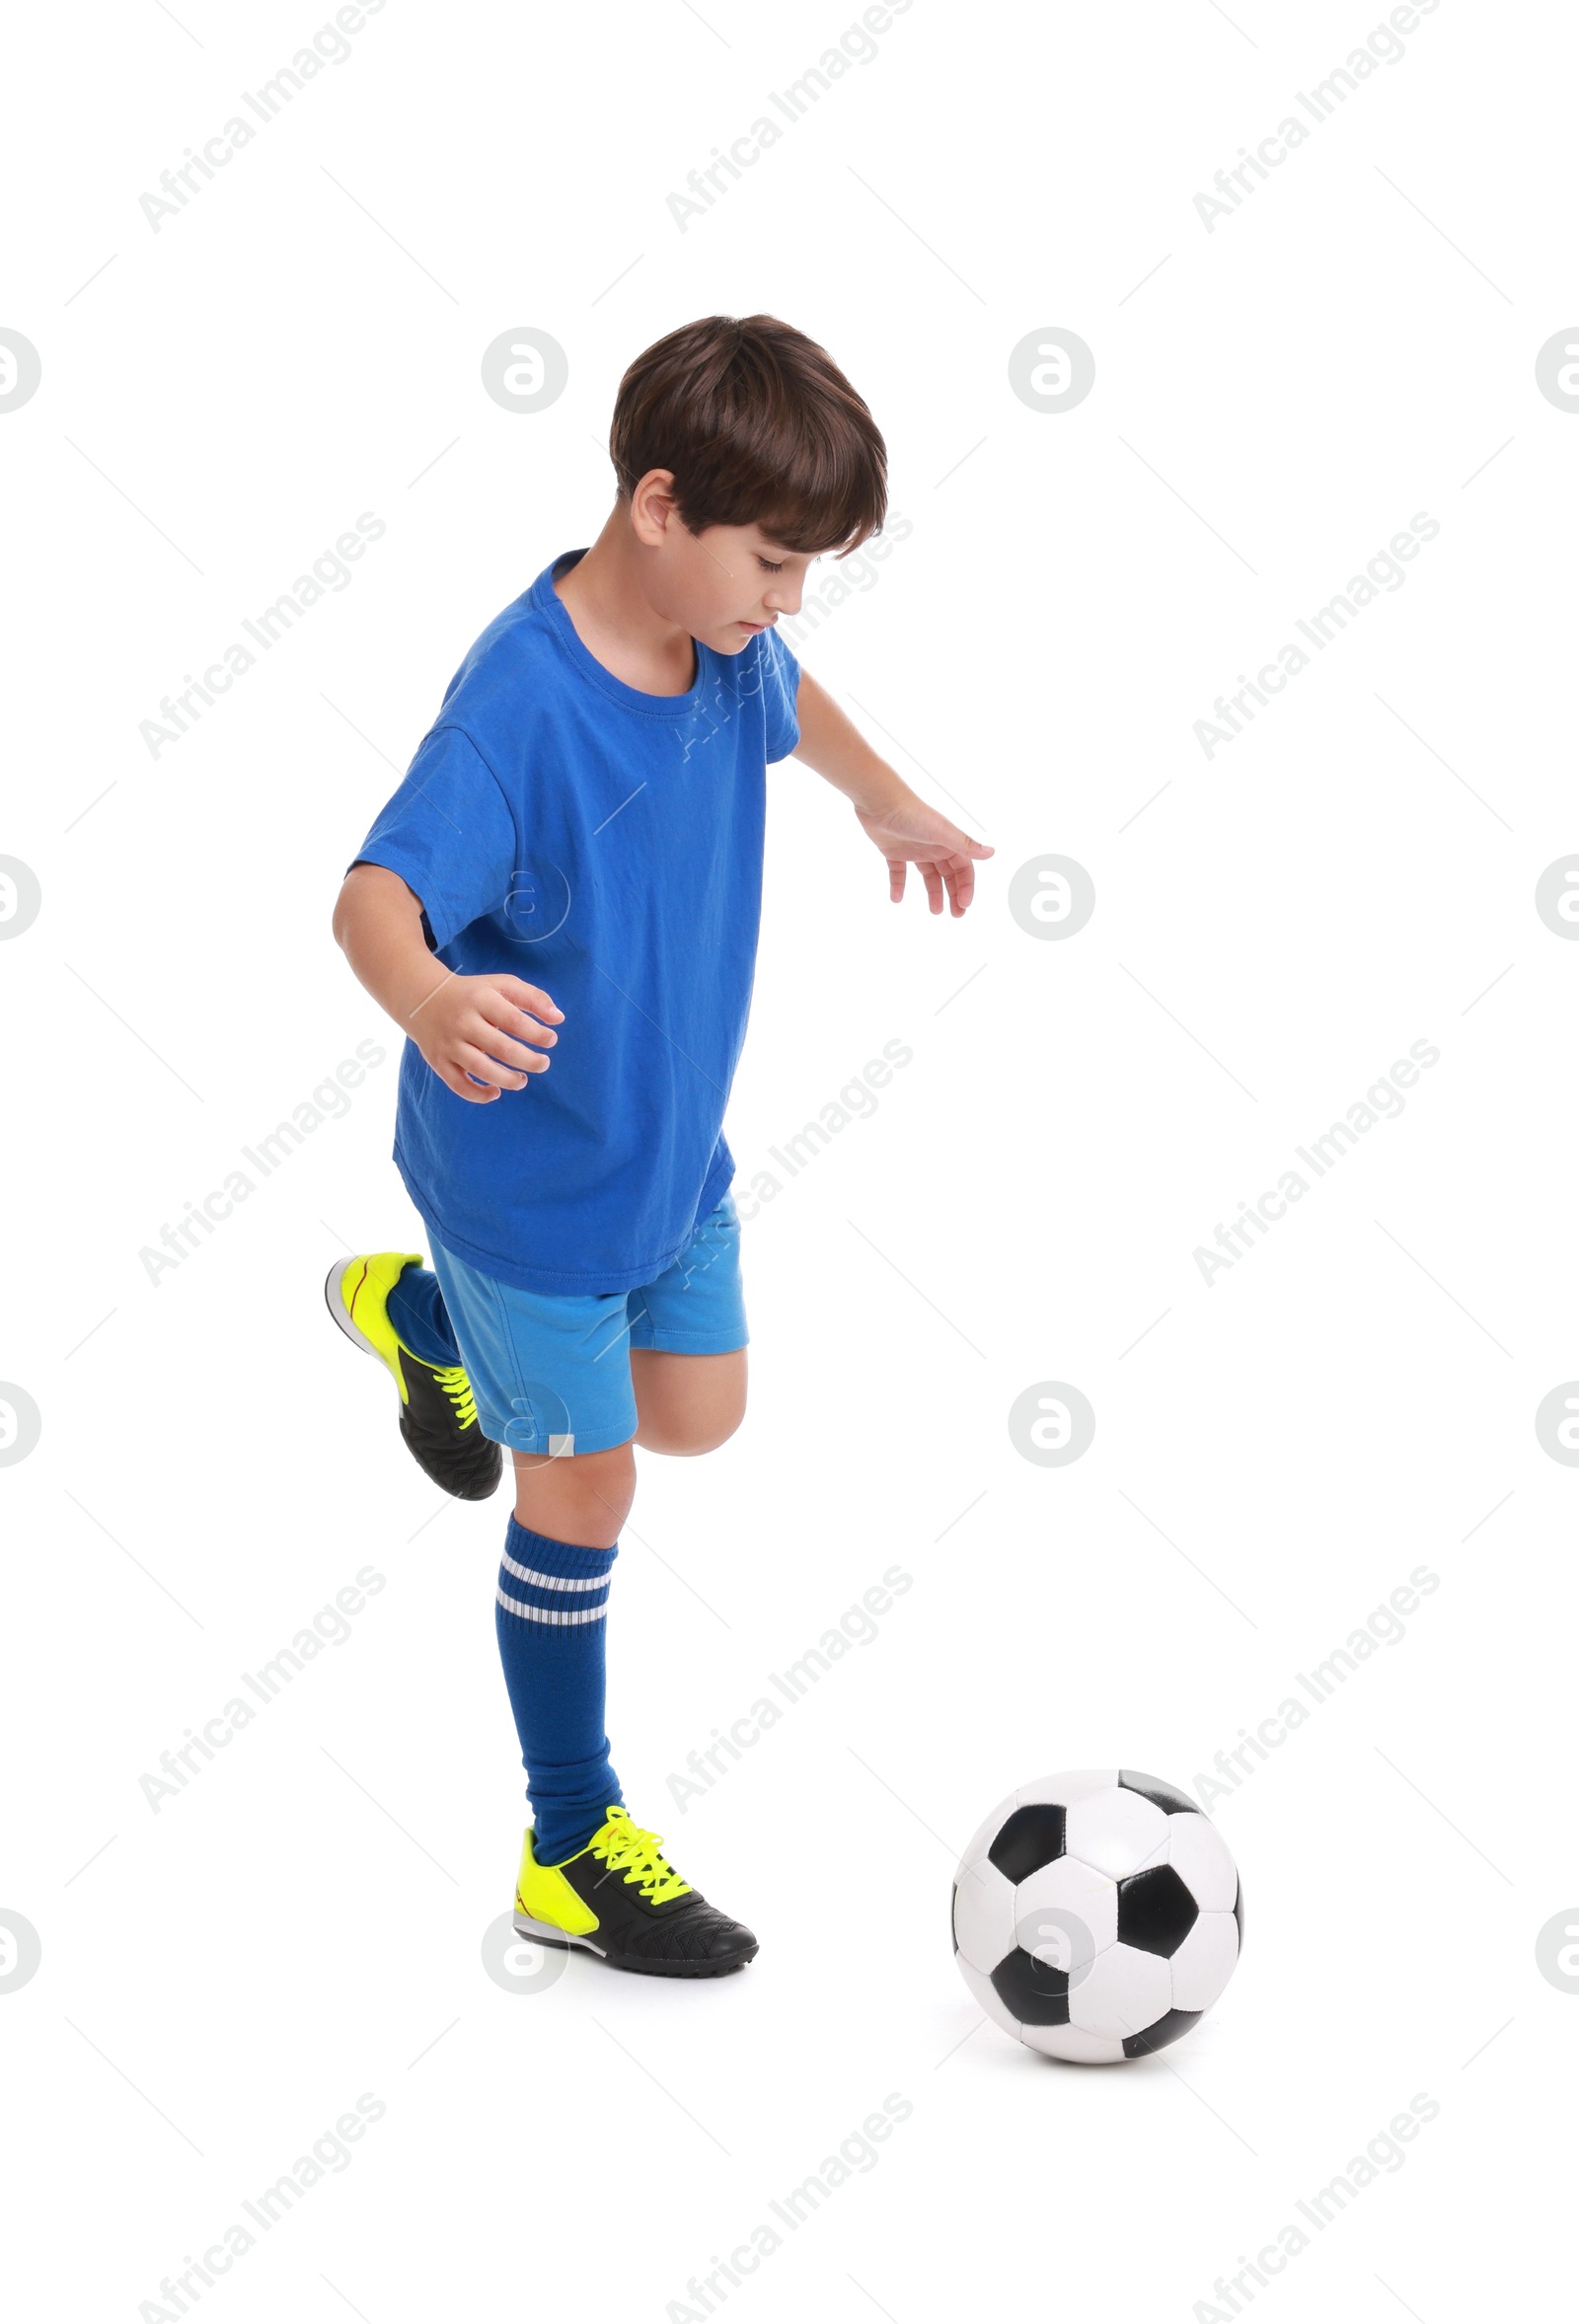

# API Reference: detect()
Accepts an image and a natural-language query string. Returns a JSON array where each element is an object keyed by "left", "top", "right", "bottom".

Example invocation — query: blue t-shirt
[{"left": 349, "top": 548, "right": 802, "bottom": 1294}]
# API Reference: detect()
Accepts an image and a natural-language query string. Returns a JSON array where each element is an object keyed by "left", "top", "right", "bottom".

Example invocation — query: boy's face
[{"left": 636, "top": 483, "right": 825, "bottom": 650}]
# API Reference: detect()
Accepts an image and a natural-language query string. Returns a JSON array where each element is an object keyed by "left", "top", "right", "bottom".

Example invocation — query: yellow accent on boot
[
  {"left": 333, "top": 1252, "right": 425, "bottom": 1403},
  {"left": 514, "top": 1825, "right": 602, "bottom": 1937},
  {"left": 513, "top": 1807, "right": 695, "bottom": 1932}
]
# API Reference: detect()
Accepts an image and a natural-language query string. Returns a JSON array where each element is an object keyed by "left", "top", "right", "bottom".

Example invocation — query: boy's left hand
[{"left": 854, "top": 795, "right": 994, "bottom": 916}]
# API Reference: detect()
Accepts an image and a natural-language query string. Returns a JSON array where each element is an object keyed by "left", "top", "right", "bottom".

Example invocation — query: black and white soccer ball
[{"left": 951, "top": 1768, "right": 1242, "bottom": 2064}]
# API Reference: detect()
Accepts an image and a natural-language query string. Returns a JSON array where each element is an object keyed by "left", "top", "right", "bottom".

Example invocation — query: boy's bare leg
[
  {"left": 629, "top": 1348, "right": 747, "bottom": 1456},
  {"left": 508, "top": 1349, "right": 745, "bottom": 1541},
  {"left": 511, "top": 1443, "right": 636, "bottom": 1548}
]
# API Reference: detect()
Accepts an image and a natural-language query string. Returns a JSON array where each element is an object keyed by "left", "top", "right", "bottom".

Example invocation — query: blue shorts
[{"left": 426, "top": 1190, "right": 748, "bottom": 1457}]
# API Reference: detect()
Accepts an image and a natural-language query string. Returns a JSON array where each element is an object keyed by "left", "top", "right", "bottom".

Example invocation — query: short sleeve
[
  {"left": 760, "top": 627, "right": 801, "bottom": 763},
  {"left": 347, "top": 725, "right": 517, "bottom": 950}
]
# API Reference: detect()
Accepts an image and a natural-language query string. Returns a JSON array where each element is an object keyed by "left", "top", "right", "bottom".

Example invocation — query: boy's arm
[
  {"left": 789, "top": 667, "right": 993, "bottom": 917},
  {"left": 333, "top": 862, "right": 457, "bottom": 1026},
  {"left": 333, "top": 861, "right": 564, "bottom": 1104}
]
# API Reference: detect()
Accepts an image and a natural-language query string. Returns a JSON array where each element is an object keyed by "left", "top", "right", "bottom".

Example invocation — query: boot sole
[
  {"left": 512, "top": 1909, "right": 755, "bottom": 1977},
  {"left": 323, "top": 1258, "right": 386, "bottom": 1370}
]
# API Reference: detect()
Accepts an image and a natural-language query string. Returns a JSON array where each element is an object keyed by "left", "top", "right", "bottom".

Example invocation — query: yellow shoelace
[
  {"left": 591, "top": 1809, "right": 692, "bottom": 1905},
  {"left": 432, "top": 1364, "right": 479, "bottom": 1430}
]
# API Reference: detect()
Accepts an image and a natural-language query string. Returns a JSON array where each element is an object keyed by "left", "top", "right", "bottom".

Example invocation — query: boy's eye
[{"left": 756, "top": 557, "right": 784, "bottom": 574}]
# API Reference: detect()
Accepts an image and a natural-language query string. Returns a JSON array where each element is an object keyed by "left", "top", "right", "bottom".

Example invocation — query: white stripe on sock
[
  {"left": 501, "top": 1549, "right": 609, "bottom": 1593},
  {"left": 496, "top": 1585, "right": 609, "bottom": 1626}
]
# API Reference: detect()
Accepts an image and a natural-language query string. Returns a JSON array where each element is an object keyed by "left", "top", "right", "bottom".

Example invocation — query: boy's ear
[{"left": 628, "top": 469, "right": 681, "bottom": 545}]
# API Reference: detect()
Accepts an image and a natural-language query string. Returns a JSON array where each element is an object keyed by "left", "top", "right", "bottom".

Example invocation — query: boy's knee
[
  {"left": 692, "top": 1407, "right": 746, "bottom": 1455},
  {"left": 511, "top": 1440, "right": 637, "bottom": 1542},
  {"left": 555, "top": 1445, "right": 637, "bottom": 1506},
  {"left": 640, "top": 1403, "right": 746, "bottom": 1457}
]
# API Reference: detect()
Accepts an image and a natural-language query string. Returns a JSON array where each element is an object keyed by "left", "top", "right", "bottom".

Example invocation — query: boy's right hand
[{"left": 411, "top": 972, "right": 564, "bottom": 1103}]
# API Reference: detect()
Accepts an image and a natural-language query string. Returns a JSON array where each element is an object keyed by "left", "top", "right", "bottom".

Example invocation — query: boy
[{"left": 328, "top": 314, "right": 991, "bottom": 1977}]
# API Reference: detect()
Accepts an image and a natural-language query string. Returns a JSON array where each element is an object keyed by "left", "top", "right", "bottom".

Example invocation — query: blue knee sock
[
  {"left": 386, "top": 1262, "right": 460, "bottom": 1369},
  {"left": 495, "top": 1517, "right": 623, "bottom": 1865}
]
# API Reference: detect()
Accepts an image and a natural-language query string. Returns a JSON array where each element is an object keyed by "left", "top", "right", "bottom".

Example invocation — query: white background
[{"left": 3, "top": 2, "right": 1575, "bottom": 2318}]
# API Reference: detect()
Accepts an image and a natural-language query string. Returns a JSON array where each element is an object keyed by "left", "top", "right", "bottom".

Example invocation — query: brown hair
[{"left": 609, "top": 314, "right": 887, "bottom": 559}]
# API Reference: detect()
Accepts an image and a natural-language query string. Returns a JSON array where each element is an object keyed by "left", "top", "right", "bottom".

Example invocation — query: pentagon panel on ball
[{"left": 950, "top": 1768, "right": 1242, "bottom": 2064}]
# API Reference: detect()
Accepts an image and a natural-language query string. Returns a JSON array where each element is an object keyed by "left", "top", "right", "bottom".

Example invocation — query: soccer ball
[{"left": 951, "top": 1768, "right": 1242, "bottom": 2064}]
